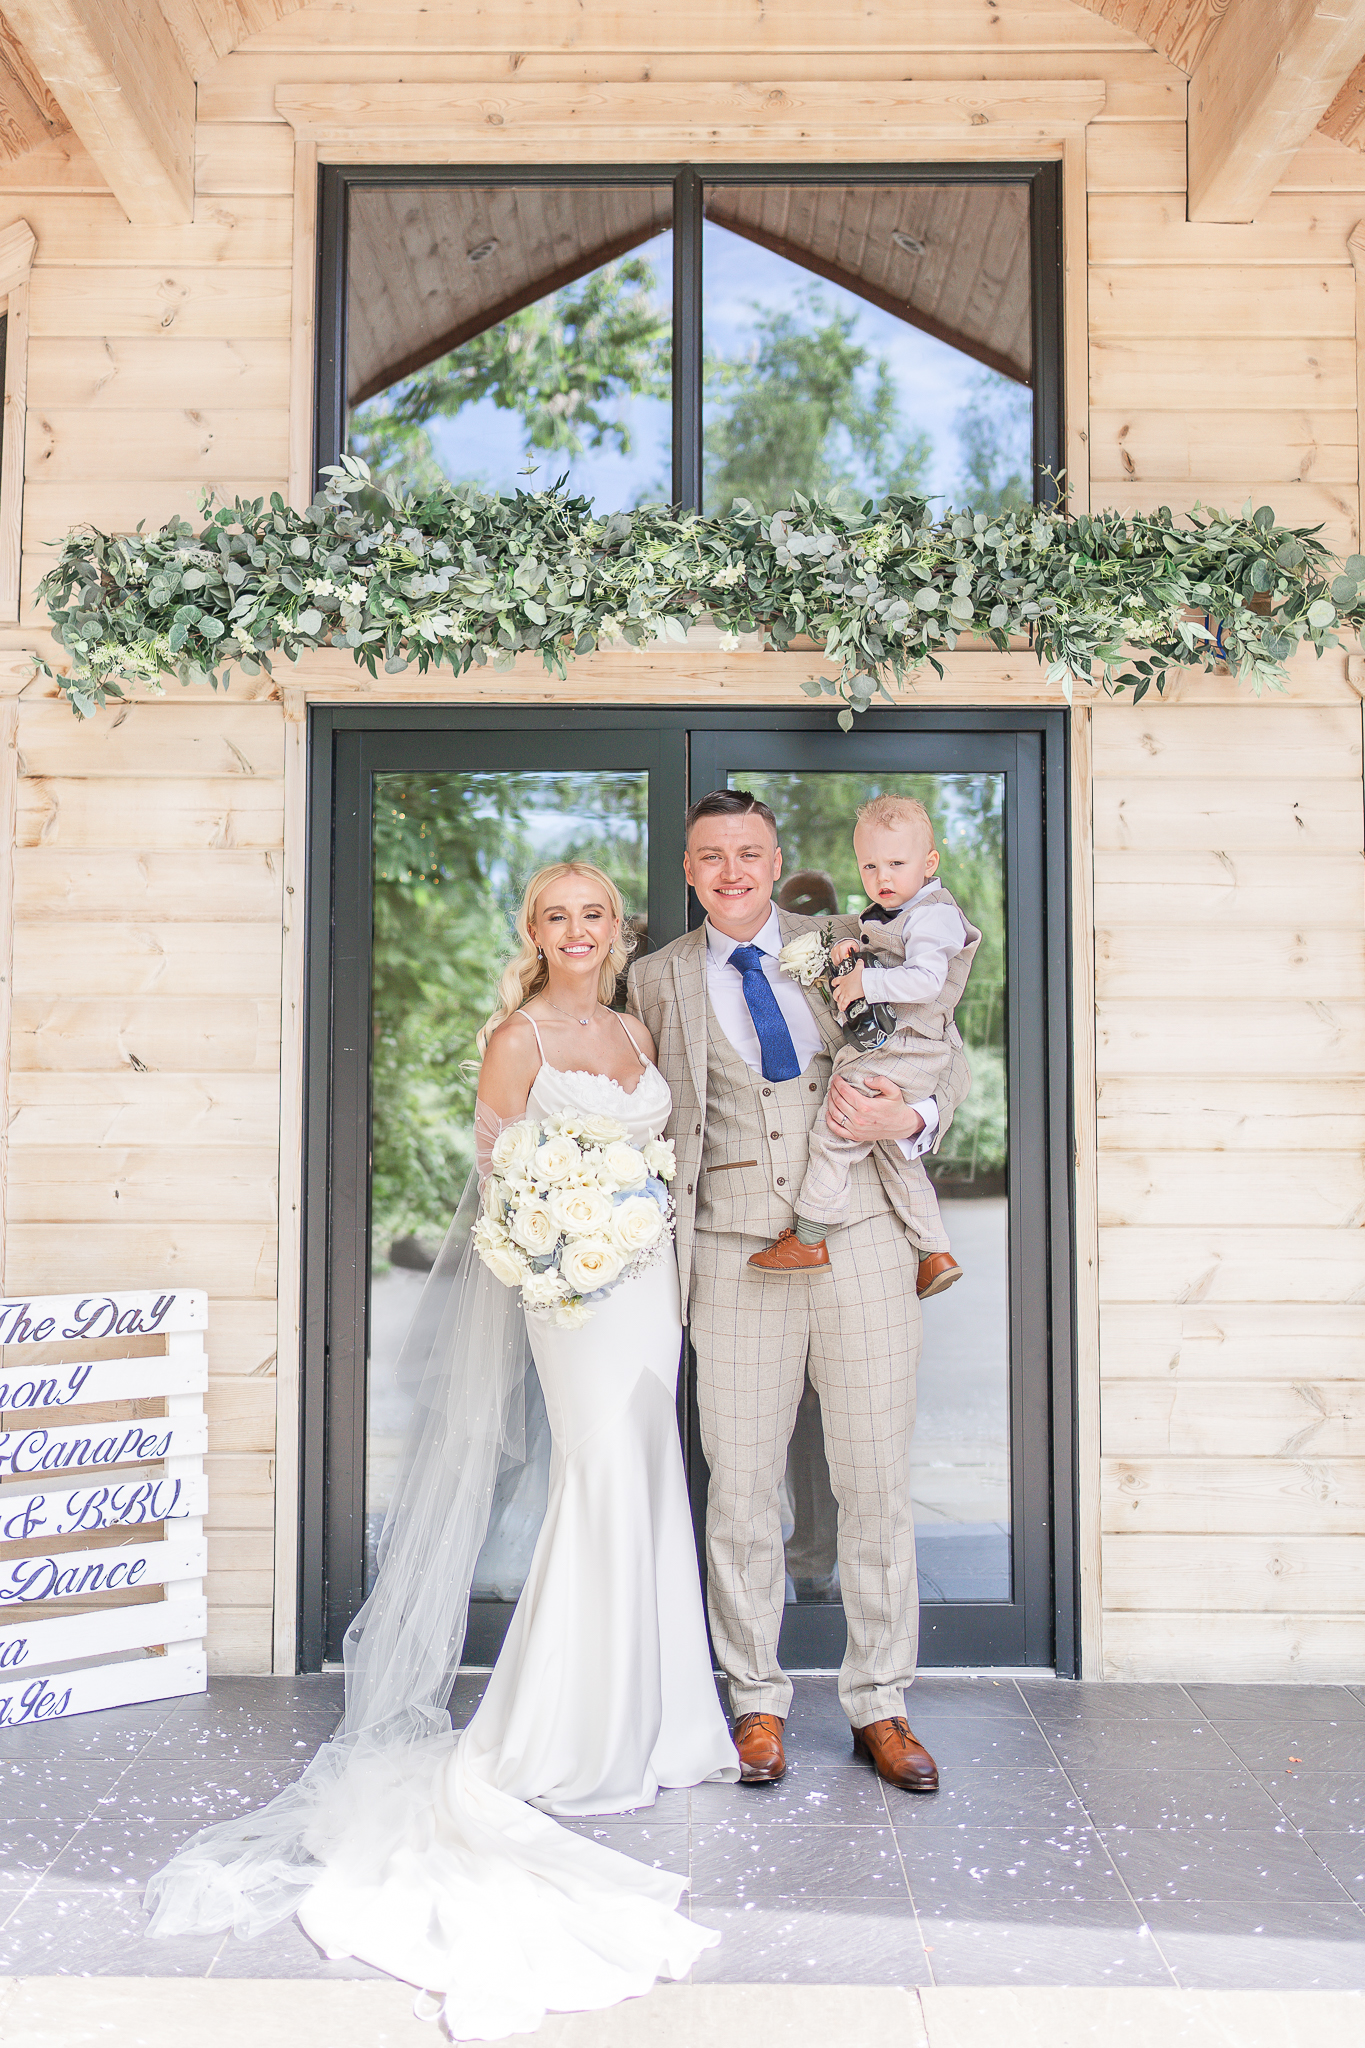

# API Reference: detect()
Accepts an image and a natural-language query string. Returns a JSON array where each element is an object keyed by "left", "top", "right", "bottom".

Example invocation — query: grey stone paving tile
[
  {"left": 901, "top": 1825, "right": 1128, "bottom": 1911},
  {"left": 888, "top": 1767, "right": 1084, "bottom": 1830},
  {"left": 690, "top": 1766, "right": 888, "bottom": 1827},
  {"left": 1071, "top": 1768, "right": 1286, "bottom": 1830},
  {"left": 606, "top": 1787, "right": 690, "bottom": 1824},
  {"left": 44, "top": 1813, "right": 244, "bottom": 1891},
  {"left": 208, "top": 1917, "right": 388, "bottom": 1981},
  {"left": 690, "top": 1821, "right": 908, "bottom": 1901},
  {"left": 192, "top": 1677, "right": 345, "bottom": 1709},
  {"left": 0, "top": 1886, "right": 222, "bottom": 1976},
  {"left": 917, "top": 1902, "right": 1174, "bottom": 1987},
  {"left": 0, "top": 1820, "right": 83, "bottom": 1887},
  {"left": 1257, "top": 1773, "right": 1365, "bottom": 1832},
  {"left": 1225, "top": 1724, "right": 1365, "bottom": 1775},
  {"left": 1300, "top": 1834, "right": 1365, "bottom": 1899},
  {"left": 553, "top": 1819, "right": 690, "bottom": 1874},
  {"left": 1016, "top": 1683, "right": 1197, "bottom": 1724},
  {"left": 141, "top": 1709, "right": 342, "bottom": 1761},
  {"left": 0, "top": 1758, "right": 127, "bottom": 1820},
  {"left": 1104, "top": 1825, "right": 1353, "bottom": 1905},
  {"left": 106, "top": 1757, "right": 307, "bottom": 1818},
  {"left": 1184, "top": 1685, "right": 1365, "bottom": 1725},
  {"left": 904, "top": 1679, "right": 1034, "bottom": 1720},
  {"left": 901, "top": 1720, "right": 1055, "bottom": 1769},
  {"left": 688, "top": 1897, "right": 930, "bottom": 1985},
  {"left": 0, "top": 1708, "right": 169, "bottom": 1760},
  {"left": 1042, "top": 1720, "right": 1238, "bottom": 1771},
  {"left": 1143, "top": 1899, "right": 1365, "bottom": 1991}
]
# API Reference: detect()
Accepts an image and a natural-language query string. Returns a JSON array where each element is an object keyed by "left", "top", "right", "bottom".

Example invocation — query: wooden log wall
[{"left": 0, "top": 0, "right": 1360, "bottom": 1675}]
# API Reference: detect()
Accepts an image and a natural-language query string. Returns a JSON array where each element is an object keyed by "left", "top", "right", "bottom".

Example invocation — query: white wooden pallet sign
[{"left": 0, "top": 1289, "right": 209, "bottom": 1728}]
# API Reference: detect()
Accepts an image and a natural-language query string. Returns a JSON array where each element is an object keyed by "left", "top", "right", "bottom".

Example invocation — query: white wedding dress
[{"left": 278, "top": 1040, "right": 738, "bottom": 2037}]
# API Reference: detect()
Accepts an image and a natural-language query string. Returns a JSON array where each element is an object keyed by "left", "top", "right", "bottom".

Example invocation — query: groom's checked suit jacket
[{"left": 628, "top": 907, "right": 969, "bottom": 1314}]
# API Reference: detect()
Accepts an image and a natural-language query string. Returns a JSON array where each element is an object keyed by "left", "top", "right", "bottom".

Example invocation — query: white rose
[
  {"left": 641, "top": 1138, "right": 676, "bottom": 1182},
  {"left": 560, "top": 1236, "right": 626, "bottom": 1295},
  {"left": 552, "top": 1300, "right": 594, "bottom": 1329},
  {"left": 600, "top": 1141, "right": 648, "bottom": 1191},
  {"left": 490, "top": 1120, "right": 539, "bottom": 1171},
  {"left": 577, "top": 1111, "right": 628, "bottom": 1144},
  {"left": 548, "top": 1182, "right": 614, "bottom": 1238},
  {"left": 521, "top": 1268, "right": 569, "bottom": 1311},
  {"left": 473, "top": 1218, "right": 526, "bottom": 1289},
  {"left": 507, "top": 1200, "right": 558, "bottom": 1256},
  {"left": 534, "top": 1133, "right": 582, "bottom": 1183},
  {"left": 778, "top": 932, "right": 828, "bottom": 987},
  {"left": 610, "top": 1195, "right": 665, "bottom": 1256},
  {"left": 481, "top": 1174, "right": 505, "bottom": 1220}
]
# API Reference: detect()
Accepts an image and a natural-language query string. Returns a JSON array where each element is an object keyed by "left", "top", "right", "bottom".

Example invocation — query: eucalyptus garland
[{"left": 34, "top": 457, "right": 1365, "bottom": 723}]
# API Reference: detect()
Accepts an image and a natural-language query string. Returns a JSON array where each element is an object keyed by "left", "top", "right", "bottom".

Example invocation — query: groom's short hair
[{"left": 685, "top": 788, "right": 778, "bottom": 844}]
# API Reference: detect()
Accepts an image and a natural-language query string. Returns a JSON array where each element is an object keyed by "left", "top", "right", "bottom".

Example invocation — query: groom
[{"left": 629, "top": 789, "right": 968, "bottom": 1792}]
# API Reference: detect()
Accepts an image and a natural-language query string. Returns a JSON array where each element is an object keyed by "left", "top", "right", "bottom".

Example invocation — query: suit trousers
[{"left": 690, "top": 1208, "right": 921, "bottom": 1728}]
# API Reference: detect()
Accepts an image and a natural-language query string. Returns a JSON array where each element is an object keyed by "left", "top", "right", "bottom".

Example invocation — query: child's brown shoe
[
  {"left": 917, "top": 1252, "right": 962, "bottom": 1299},
  {"left": 748, "top": 1229, "right": 830, "bottom": 1272}
]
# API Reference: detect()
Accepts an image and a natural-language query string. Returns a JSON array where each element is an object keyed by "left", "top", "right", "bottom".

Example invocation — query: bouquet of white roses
[{"left": 472, "top": 1108, "right": 677, "bottom": 1328}]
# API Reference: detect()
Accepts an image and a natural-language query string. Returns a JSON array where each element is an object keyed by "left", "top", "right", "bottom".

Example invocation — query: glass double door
[{"left": 305, "top": 709, "right": 1072, "bottom": 1673}]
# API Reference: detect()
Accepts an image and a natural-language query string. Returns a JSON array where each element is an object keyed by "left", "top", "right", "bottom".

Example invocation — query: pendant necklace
[{"left": 543, "top": 998, "right": 596, "bottom": 1028}]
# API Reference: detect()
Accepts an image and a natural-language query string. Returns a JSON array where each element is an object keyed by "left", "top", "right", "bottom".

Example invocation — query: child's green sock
[{"left": 794, "top": 1217, "right": 825, "bottom": 1247}]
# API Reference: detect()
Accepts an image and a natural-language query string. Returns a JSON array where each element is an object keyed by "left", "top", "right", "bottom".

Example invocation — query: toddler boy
[{"left": 749, "top": 793, "right": 980, "bottom": 1300}]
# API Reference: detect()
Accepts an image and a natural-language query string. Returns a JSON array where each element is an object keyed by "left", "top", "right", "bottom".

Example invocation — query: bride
[{"left": 144, "top": 860, "right": 739, "bottom": 2039}]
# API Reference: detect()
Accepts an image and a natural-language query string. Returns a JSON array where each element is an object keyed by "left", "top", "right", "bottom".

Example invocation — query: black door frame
[
  {"left": 312, "top": 159, "right": 1065, "bottom": 509},
  {"left": 300, "top": 705, "right": 1076, "bottom": 1676}
]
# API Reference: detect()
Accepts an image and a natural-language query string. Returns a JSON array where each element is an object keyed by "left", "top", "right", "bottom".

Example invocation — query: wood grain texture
[
  {"left": 1102, "top": 1608, "right": 1365, "bottom": 1681},
  {"left": 1096, "top": 1000, "right": 1365, "bottom": 1075},
  {"left": 274, "top": 77, "right": 1108, "bottom": 150},
  {"left": 4, "top": 1220, "right": 278, "bottom": 1294},
  {"left": 5, "top": 1072, "right": 283, "bottom": 1148},
  {"left": 1187, "top": 0, "right": 1365, "bottom": 223},
  {"left": 13, "top": 922, "right": 284, "bottom": 994},
  {"left": 1102, "top": 1378, "right": 1365, "bottom": 1458},
  {"left": 17, "top": 775, "right": 285, "bottom": 849},
  {"left": 1103, "top": 1533, "right": 1365, "bottom": 1609},
  {"left": 1096, "top": 1075, "right": 1365, "bottom": 1151},
  {"left": 10, "top": 996, "right": 283, "bottom": 1072},
  {"left": 2, "top": 0, "right": 196, "bottom": 225},
  {"left": 1099, "top": 1301, "right": 1365, "bottom": 1380},
  {"left": 1096, "top": 925, "right": 1365, "bottom": 1001},
  {"left": 1102, "top": 1456, "right": 1365, "bottom": 1534},
  {"left": 1097, "top": 1150, "right": 1365, "bottom": 1228},
  {"left": 15, "top": 701, "right": 286, "bottom": 780},
  {"left": 13, "top": 848, "right": 283, "bottom": 920},
  {"left": 6, "top": 1146, "right": 281, "bottom": 1220},
  {"left": 1097, "top": 1226, "right": 1365, "bottom": 1304},
  {"left": 26, "top": 336, "right": 292, "bottom": 410},
  {"left": 1092, "top": 774, "right": 1365, "bottom": 849}
]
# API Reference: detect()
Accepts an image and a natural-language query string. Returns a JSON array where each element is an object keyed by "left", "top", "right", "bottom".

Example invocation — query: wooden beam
[
  {"left": 1189, "top": 0, "right": 1365, "bottom": 223},
  {"left": 2, "top": 0, "right": 194, "bottom": 224}
]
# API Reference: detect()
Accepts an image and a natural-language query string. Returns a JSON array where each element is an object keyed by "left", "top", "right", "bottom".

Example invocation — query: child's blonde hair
[{"left": 855, "top": 793, "right": 936, "bottom": 851}]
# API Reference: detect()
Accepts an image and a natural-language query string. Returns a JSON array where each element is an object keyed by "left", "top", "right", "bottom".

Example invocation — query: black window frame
[{"left": 314, "top": 159, "right": 1065, "bottom": 511}]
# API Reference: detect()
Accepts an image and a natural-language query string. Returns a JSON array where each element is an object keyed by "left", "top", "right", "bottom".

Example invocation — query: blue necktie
[{"left": 728, "top": 945, "right": 802, "bottom": 1083}]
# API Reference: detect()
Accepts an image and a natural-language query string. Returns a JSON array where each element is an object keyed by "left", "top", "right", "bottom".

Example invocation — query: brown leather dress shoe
[
  {"left": 749, "top": 1230, "right": 830, "bottom": 1273},
  {"left": 853, "top": 1717, "right": 939, "bottom": 1792},
  {"left": 917, "top": 1252, "right": 962, "bottom": 1299},
  {"left": 732, "top": 1712, "right": 787, "bottom": 1782}
]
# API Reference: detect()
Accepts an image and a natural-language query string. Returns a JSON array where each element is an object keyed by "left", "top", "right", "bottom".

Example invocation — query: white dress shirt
[
  {"left": 860, "top": 879, "right": 969, "bottom": 1007},
  {"left": 703, "top": 910, "right": 938, "bottom": 1159}
]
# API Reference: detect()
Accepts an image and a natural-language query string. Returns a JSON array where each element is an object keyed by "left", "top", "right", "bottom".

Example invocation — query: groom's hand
[{"left": 826, "top": 1072, "right": 924, "bottom": 1143}]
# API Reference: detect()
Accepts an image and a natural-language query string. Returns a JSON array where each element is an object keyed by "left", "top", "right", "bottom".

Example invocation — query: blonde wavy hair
[{"left": 477, "top": 860, "right": 635, "bottom": 1054}]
